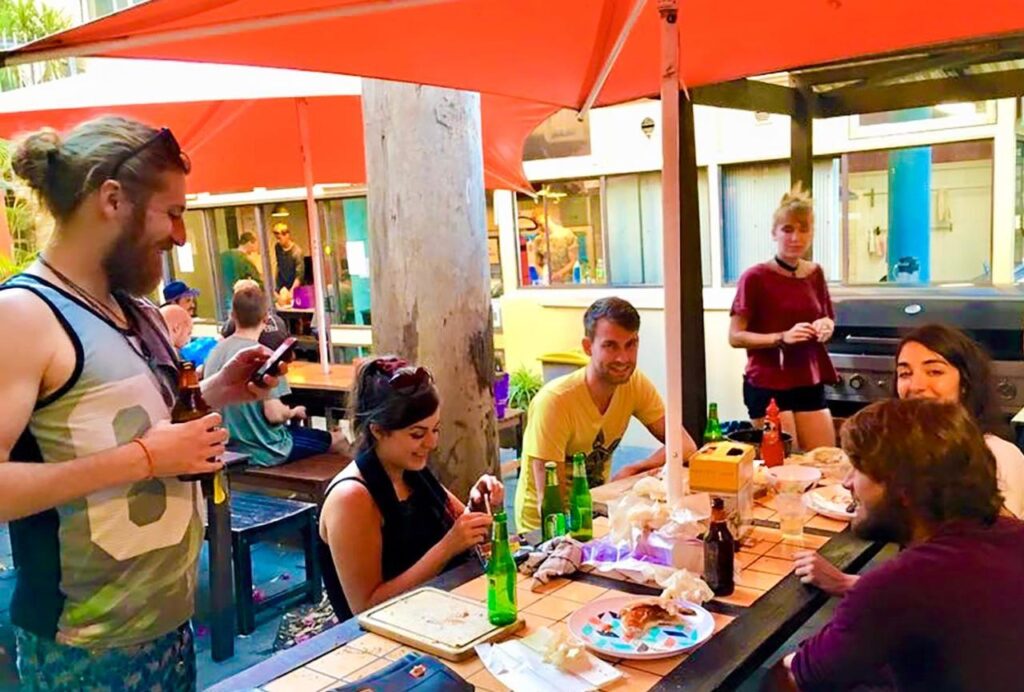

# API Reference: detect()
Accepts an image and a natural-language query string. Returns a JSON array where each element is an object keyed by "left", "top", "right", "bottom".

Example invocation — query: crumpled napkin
[{"left": 520, "top": 535, "right": 584, "bottom": 589}]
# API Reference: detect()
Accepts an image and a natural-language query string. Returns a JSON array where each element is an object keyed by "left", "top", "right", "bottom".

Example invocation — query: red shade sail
[
  {"left": 4, "top": 0, "right": 1023, "bottom": 109},
  {"left": 0, "top": 60, "right": 552, "bottom": 194}
]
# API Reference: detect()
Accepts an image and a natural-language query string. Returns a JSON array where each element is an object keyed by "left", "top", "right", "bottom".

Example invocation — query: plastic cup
[{"left": 776, "top": 491, "right": 807, "bottom": 540}]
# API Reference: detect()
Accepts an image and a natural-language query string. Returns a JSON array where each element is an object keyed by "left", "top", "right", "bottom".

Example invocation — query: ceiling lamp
[{"left": 271, "top": 203, "right": 290, "bottom": 218}]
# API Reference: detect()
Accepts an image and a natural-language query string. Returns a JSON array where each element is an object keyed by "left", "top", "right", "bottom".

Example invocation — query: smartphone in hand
[{"left": 249, "top": 336, "right": 297, "bottom": 385}]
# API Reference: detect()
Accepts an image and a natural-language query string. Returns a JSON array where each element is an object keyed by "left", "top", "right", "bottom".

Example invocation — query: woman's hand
[
  {"left": 442, "top": 511, "right": 492, "bottom": 556},
  {"left": 200, "top": 345, "right": 288, "bottom": 408},
  {"left": 812, "top": 317, "right": 835, "bottom": 343},
  {"left": 793, "top": 550, "right": 858, "bottom": 597},
  {"left": 782, "top": 322, "right": 818, "bottom": 345},
  {"left": 469, "top": 475, "right": 504, "bottom": 512}
]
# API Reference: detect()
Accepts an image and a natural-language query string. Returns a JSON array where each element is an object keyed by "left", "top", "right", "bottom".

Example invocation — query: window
[
  {"left": 517, "top": 172, "right": 711, "bottom": 288},
  {"left": 1015, "top": 140, "right": 1024, "bottom": 282},
  {"left": 206, "top": 206, "right": 269, "bottom": 320},
  {"left": 523, "top": 109, "right": 591, "bottom": 161},
  {"left": 319, "top": 197, "right": 372, "bottom": 325},
  {"left": 486, "top": 192, "right": 503, "bottom": 298},
  {"left": 721, "top": 159, "right": 841, "bottom": 284},
  {"left": 605, "top": 170, "right": 712, "bottom": 286},
  {"left": 844, "top": 141, "right": 993, "bottom": 285},
  {"left": 516, "top": 179, "right": 604, "bottom": 286},
  {"left": 168, "top": 210, "right": 218, "bottom": 320}
]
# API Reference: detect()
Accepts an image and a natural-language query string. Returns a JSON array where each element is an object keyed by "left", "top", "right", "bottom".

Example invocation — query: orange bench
[{"left": 230, "top": 453, "right": 352, "bottom": 505}]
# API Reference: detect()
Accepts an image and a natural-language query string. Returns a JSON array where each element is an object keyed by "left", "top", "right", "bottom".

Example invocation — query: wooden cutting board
[{"left": 356, "top": 587, "right": 523, "bottom": 661}]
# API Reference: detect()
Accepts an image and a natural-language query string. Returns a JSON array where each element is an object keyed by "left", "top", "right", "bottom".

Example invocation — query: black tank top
[{"left": 318, "top": 448, "right": 462, "bottom": 621}]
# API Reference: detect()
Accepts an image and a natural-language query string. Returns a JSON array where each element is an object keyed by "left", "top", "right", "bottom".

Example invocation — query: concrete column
[{"left": 888, "top": 146, "right": 932, "bottom": 284}]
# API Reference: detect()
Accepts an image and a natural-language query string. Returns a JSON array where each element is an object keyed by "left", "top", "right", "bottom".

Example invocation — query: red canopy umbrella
[
  {"left": 0, "top": 60, "right": 549, "bottom": 194},
  {"left": 0, "top": 59, "right": 553, "bottom": 372},
  {"left": 3, "top": 0, "right": 1023, "bottom": 110}
]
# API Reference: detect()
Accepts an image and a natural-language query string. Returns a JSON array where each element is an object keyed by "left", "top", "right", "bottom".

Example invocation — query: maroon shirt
[
  {"left": 730, "top": 263, "right": 837, "bottom": 390},
  {"left": 792, "top": 517, "right": 1024, "bottom": 691}
]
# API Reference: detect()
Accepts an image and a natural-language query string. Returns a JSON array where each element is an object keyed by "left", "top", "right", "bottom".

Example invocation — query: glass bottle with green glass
[
  {"left": 541, "top": 461, "right": 567, "bottom": 542},
  {"left": 486, "top": 511, "right": 518, "bottom": 626},
  {"left": 703, "top": 402, "right": 724, "bottom": 443},
  {"left": 568, "top": 452, "right": 593, "bottom": 541}
]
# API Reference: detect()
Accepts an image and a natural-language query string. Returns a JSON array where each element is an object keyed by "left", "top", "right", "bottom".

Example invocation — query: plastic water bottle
[{"left": 572, "top": 260, "right": 582, "bottom": 284}]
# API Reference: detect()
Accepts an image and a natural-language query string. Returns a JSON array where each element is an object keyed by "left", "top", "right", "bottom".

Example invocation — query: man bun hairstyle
[{"left": 12, "top": 116, "right": 189, "bottom": 224}]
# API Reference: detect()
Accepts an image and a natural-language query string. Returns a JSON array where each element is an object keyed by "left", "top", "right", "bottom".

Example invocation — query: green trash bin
[{"left": 538, "top": 351, "right": 589, "bottom": 383}]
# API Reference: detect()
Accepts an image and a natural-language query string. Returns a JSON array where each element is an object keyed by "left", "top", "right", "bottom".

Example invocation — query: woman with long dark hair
[
  {"left": 893, "top": 324, "right": 1024, "bottom": 518},
  {"left": 795, "top": 323, "right": 1024, "bottom": 597},
  {"left": 318, "top": 357, "right": 503, "bottom": 620}
]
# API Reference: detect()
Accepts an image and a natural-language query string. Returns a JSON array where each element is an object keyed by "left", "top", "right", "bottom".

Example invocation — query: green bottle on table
[
  {"left": 486, "top": 511, "right": 518, "bottom": 626},
  {"left": 703, "top": 402, "right": 724, "bottom": 443},
  {"left": 541, "top": 461, "right": 567, "bottom": 542},
  {"left": 568, "top": 452, "right": 593, "bottom": 541}
]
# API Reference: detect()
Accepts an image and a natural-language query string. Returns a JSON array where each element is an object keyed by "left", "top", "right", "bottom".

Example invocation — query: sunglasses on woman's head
[
  {"left": 110, "top": 127, "right": 191, "bottom": 179},
  {"left": 388, "top": 367, "right": 433, "bottom": 394}
]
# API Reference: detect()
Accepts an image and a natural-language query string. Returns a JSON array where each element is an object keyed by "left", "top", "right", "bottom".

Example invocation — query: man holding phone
[
  {"left": 0, "top": 117, "right": 286, "bottom": 690},
  {"left": 205, "top": 282, "right": 350, "bottom": 466}
]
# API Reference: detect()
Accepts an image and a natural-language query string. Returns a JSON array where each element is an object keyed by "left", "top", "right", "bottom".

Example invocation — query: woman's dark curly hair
[
  {"left": 842, "top": 398, "right": 1003, "bottom": 525},
  {"left": 349, "top": 356, "right": 440, "bottom": 453},
  {"left": 896, "top": 324, "right": 1008, "bottom": 438}
]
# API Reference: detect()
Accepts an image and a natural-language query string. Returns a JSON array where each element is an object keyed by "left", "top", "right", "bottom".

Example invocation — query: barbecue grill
[{"left": 825, "top": 288, "right": 1024, "bottom": 418}]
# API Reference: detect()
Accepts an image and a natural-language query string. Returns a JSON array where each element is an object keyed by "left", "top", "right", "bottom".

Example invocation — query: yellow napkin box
[{"left": 689, "top": 441, "right": 755, "bottom": 493}]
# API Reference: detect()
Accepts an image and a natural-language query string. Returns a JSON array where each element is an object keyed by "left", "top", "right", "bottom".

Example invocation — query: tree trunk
[{"left": 361, "top": 79, "right": 498, "bottom": 498}]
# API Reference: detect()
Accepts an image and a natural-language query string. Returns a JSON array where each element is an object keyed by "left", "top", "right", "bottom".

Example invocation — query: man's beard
[
  {"left": 102, "top": 206, "right": 164, "bottom": 296},
  {"left": 852, "top": 490, "right": 913, "bottom": 545}
]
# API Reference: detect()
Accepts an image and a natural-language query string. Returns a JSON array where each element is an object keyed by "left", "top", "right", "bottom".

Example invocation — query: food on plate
[
  {"left": 807, "top": 484, "right": 856, "bottom": 519},
  {"left": 618, "top": 597, "right": 695, "bottom": 638},
  {"left": 791, "top": 446, "right": 851, "bottom": 483}
]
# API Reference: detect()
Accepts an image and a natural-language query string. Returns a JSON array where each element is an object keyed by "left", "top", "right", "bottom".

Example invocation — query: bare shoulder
[
  {"left": 0, "top": 287, "right": 60, "bottom": 362},
  {"left": 322, "top": 467, "right": 378, "bottom": 519}
]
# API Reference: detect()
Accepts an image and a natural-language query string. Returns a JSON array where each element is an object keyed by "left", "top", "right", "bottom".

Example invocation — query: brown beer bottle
[
  {"left": 703, "top": 497, "right": 736, "bottom": 596},
  {"left": 174, "top": 361, "right": 215, "bottom": 480}
]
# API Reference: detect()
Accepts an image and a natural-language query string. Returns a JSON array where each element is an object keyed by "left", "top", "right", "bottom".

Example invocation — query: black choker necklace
[{"left": 774, "top": 256, "right": 799, "bottom": 276}]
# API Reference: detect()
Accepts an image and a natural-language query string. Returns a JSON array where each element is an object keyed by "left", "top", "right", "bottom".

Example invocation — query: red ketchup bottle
[{"left": 761, "top": 398, "right": 785, "bottom": 468}]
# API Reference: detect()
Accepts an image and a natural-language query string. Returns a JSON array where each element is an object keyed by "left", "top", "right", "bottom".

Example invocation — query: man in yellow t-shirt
[{"left": 513, "top": 297, "right": 698, "bottom": 532}]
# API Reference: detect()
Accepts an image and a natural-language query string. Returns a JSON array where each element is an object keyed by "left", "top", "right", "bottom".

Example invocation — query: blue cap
[{"left": 163, "top": 280, "right": 200, "bottom": 303}]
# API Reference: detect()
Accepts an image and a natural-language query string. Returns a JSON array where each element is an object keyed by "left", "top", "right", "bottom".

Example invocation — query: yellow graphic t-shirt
[{"left": 513, "top": 368, "right": 665, "bottom": 532}]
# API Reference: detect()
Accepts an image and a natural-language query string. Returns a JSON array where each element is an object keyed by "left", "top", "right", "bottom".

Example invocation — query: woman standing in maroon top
[{"left": 728, "top": 185, "right": 838, "bottom": 450}]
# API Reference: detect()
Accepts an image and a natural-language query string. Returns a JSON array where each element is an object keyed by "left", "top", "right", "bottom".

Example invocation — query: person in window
[
  {"left": 318, "top": 357, "right": 502, "bottom": 620},
  {"left": 796, "top": 323, "right": 1024, "bottom": 598},
  {"left": 512, "top": 297, "right": 697, "bottom": 533},
  {"left": 771, "top": 399, "right": 1024, "bottom": 691},
  {"left": 272, "top": 222, "right": 305, "bottom": 293},
  {"left": 728, "top": 184, "right": 837, "bottom": 451},
  {"left": 219, "top": 231, "right": 261, "bottom": 313},
  {"left": 203, "top": 282, "right": 350, "bottom": 466},
  {"left": 161, "top": 278, "right": 199, "bottom": 317},
  {"left": 529, "top": 207, "right": 578, "bottom": 284}
]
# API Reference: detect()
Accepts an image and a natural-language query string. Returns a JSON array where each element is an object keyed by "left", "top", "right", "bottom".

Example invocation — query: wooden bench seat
[{"left": 230, "top": 453, "right": 352, "bottom": 505}]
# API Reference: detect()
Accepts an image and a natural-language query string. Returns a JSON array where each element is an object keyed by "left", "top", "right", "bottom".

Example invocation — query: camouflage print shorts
[{"left": 15, "top": 622, "right": 195, "bottom": 692}]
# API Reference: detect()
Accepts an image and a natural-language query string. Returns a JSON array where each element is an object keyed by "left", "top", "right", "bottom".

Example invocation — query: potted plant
[{"left": 508, "top": 365, "right": 543, "bottom": 412}]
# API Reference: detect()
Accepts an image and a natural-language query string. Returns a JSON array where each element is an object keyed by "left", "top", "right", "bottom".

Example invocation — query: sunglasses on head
[
  {"left": 110, "top": 127, "right": 191, "bottom": 180},
  {"left": 388, "top": 367, "right": 433, "bottom": 394}
]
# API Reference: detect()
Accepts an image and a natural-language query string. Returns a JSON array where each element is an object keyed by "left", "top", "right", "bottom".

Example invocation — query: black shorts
[{"left": 743, "top": 378, "right": 827, "bottom": 419}]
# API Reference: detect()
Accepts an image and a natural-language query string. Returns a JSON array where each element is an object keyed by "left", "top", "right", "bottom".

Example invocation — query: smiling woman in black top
[{"left": 318, "top": 356, "right": 503, "bottom": 620}]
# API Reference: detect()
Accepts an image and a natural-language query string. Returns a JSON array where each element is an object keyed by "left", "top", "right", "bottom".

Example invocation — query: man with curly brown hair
[{"left": 772, "top": 398, "right": 1024, "bottom": 691}]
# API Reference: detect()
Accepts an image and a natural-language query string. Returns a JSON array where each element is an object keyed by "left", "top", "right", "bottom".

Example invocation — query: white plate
[
  {"left": 805, "top": 484, "right": 855, "bottom": 521},
  {"left": 566, "top": 596, "right": 714, "bottom": 660}
]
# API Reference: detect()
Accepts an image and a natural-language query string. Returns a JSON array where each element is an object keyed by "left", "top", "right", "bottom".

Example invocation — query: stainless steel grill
[{"left": 824, "top": 288, "right": 1024, "bottom": 417}]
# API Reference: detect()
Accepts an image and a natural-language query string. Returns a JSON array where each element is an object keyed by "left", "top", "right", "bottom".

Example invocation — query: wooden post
[
  {"left": 361, "top": 79, "right": 498, "bottom": 498},
  {"left": 790, "top": 87, "right": 814, "bottom": 195},
  {"left": 678, "top": 93, "right": 707, "bottom": 445}
]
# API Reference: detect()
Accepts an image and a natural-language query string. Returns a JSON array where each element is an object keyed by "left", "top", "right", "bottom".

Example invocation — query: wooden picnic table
[
  {"left": 283, "top": 361, "right": 356, "bottom": 427},
  {"left": 210, "top": 483, "right": 881, "bottom": 691}
]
